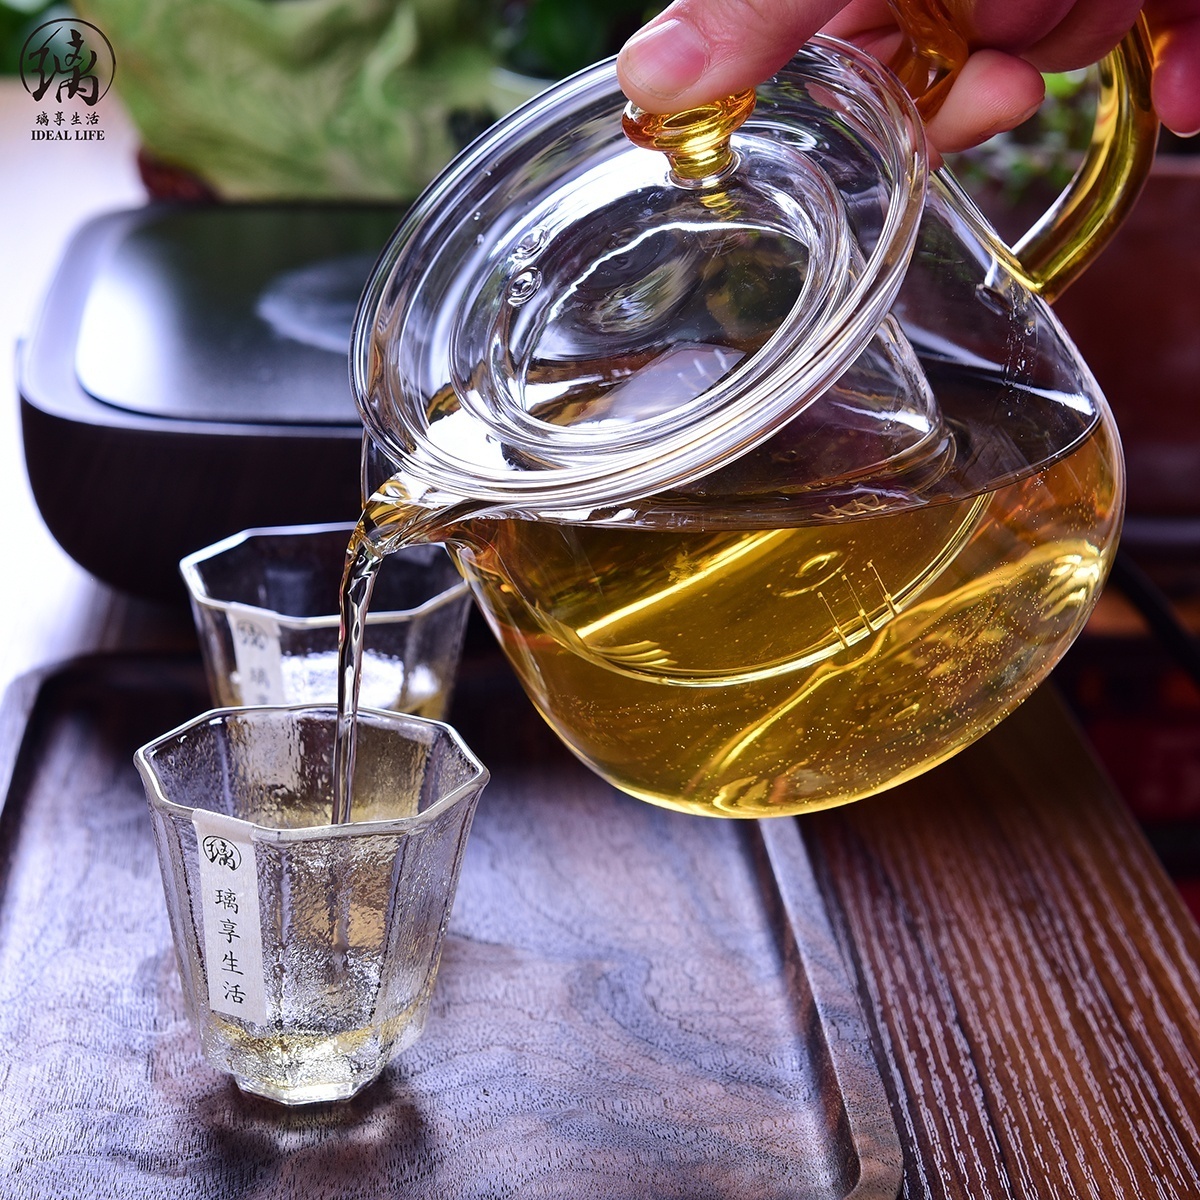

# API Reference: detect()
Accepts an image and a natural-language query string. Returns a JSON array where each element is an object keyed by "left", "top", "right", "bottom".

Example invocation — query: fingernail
[
  {"left": 619, "top": 19, "right": 709, "bottom": 101},
  {"left": 974, "top": 98, "right": 1043, "bottom": 144},
  {"left": 1013, "top": 98, "right": 1043, "bottom": 128}
]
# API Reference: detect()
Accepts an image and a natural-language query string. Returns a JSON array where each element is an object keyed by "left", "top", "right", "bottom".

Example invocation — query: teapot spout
[
  {"left": 354, "top": 475, "right": 487, "bottom": 559},
  {"left": 358, "top": 435, "right": 480, "bottom": 549}
]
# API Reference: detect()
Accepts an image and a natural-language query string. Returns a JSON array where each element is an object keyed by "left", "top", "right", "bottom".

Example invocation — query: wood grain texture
[
  {"left": 0, "top": 654, "right": 898, "bottom": 1199},
  {"left": 806, "top": 686, "right": 1200, "bottom": 1199}
]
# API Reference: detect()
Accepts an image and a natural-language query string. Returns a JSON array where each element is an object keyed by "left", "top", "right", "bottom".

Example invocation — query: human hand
[{"left": 616, "top": 0, "right": 1200, "bottom": 153}]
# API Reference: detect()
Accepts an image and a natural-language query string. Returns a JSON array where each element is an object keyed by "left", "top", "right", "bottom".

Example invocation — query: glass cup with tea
[
  {"left": 181, "top": 522, "right": 470, "bottom": 717},
  {"left": 136, "top": 704, "right": 488, "bottom": 1104}
]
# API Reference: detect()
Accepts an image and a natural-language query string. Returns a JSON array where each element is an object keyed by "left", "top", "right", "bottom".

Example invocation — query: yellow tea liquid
[{"left": 339, "top": 418, "right": 1118, "bottom": 819}]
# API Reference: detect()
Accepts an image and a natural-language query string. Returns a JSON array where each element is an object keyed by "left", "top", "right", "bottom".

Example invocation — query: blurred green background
[
  {"left": 1, "top": 0, "right": 661, "bottom": 77},
  {"left": 1, "top": 0, "right": 663, "bottom": 198},
  {"left": 1, "top": 0, "right": 56, "bottom": 73}
]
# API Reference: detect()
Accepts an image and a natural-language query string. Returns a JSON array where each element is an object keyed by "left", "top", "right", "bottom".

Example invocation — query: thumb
[{"left": 617, "top": 0, "right": 848, "bottom": 113}]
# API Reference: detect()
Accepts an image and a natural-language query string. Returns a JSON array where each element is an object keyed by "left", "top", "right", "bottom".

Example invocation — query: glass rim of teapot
[{"left": 351, "top": 38, "right": 929, "bottom": 512}]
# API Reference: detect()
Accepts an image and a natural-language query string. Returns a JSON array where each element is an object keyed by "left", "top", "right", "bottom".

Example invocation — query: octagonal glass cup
[
  {"left": 180, "top": 523, "right": 470, "bottom": 719},
  {"left": 135, "top": 704, "right": 488, "bottom": 1104}
]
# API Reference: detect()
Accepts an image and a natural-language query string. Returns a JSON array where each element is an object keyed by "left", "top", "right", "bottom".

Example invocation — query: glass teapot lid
[{"left": 353, "top": 36, "right": 944, "bottom": 514}]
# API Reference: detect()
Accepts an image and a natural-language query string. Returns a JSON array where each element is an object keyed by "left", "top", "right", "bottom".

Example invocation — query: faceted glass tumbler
[
  {"left": 180, "top": 523, "right": 470, "bottom": 717},
  {"left": 135, "top": 705, "right": 489, "bottom": 1104}
]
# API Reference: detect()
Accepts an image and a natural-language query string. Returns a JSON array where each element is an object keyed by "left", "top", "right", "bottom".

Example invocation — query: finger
[
  {"left": 616, "top": 0, "right": 846, "bottom": 113},
  {"left": 954, "top": 0, "right": 1077, "bottom": 52},
  {"left": 1146, "top": 0, "right": 1200, "bottom": 134},
  {"left": 821, "top": 0, "right": 899, "bottom": 41},
  {"left": 1019, "top": 0, "right": 1145, "bottom": 72},
  {"left": 922, "top": 49, "right": 1046, "bottom": 155},
  {"left": 822, "top": 0, "right": 1069, "bottom": 56}
]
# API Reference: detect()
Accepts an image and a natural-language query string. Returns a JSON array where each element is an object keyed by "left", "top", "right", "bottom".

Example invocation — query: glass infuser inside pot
[{"left": 345, "top": 27, "right": 1156, "bottom": 818}]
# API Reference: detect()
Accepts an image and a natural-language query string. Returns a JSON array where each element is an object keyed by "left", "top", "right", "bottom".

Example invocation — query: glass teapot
[{"left": 347, "top": 15, "right": 1157, "bottom": 818}]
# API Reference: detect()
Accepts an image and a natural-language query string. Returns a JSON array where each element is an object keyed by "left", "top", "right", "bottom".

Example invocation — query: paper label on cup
[
  {"left": 228, "top": 611, "right": 285, "bottom": 705},
  {"left": 192, "top": 810, "right": 267, "bottom": 1025}
]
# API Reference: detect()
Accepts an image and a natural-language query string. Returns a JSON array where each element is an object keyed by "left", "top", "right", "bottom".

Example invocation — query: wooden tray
[{"left": 0, "top": 652, "right": 901, "bottom": 1199}]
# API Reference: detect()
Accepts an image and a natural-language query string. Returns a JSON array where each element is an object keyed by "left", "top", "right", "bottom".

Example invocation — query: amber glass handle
[
  {"left": 889, "top": 0, "right": 1159, "bottom": 302},
  {"left": 886, "top": 0, "right": 969, "bottom": 118}
]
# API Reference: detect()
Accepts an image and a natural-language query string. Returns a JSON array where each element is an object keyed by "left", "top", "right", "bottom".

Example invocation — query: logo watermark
[{"left": 19, "top": 18, "right": 116, "bottom": 142}]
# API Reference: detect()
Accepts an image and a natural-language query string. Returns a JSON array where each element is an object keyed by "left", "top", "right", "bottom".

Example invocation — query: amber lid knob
[{"left": 622, "top": 89, "right": 757, "bottom": 185}]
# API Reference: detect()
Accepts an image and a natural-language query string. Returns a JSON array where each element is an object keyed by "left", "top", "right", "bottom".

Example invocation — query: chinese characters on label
[
  {"left": 228, "top": 613, "right": 286, "bottom": 705},
  {"left": 193, "top": 813, "right": 267, "bottom": 1024}
]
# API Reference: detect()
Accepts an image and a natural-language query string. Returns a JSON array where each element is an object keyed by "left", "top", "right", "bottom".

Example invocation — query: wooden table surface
[{"left": 2, "top": 80, "right": 1199, "bottom": 1197}]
